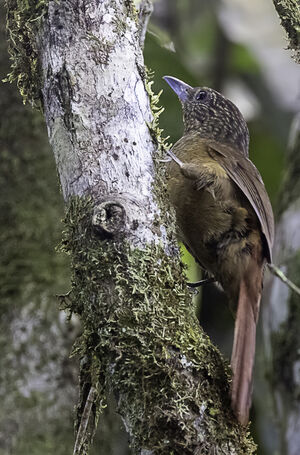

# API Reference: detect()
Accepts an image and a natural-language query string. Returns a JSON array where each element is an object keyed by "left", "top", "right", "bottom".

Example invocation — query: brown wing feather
[{"left": 207, "top": 144, "right": 274, "bottom": 262}]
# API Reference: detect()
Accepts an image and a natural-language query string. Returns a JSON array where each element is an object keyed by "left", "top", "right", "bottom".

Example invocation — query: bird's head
[{"left": 163, "top": 76, "right": 249, "bottom": 156}]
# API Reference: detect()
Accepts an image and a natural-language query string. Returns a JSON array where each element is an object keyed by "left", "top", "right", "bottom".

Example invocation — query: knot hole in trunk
[{"left": 92, "top": 201, "right": 125, "bottom": 239}]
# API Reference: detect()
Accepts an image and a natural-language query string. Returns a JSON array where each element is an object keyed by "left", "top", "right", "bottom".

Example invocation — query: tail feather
[{"left": 231, "top": 260, "right": 263, "bottom": 425}]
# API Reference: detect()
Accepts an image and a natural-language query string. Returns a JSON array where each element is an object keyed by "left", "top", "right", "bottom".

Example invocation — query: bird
[{"left": 163, "top": 75, "right": 274, "bottom": 425}]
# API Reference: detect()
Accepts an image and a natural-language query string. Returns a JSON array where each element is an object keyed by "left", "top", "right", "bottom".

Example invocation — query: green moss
[
  {"left": 59, "top": 196, "right": 256, "bottom": 454},
  {"left": 271, "top": 251, "right": 300, "bottom": 400},
  {"left": 85, "top": 33, "right": 114, "bottom": 65},
  {"left": 4, "top": 0, "right": 137, "bottom": 105},
  {"left": 112, "top": 0, "right": 138, "bottom": 40},
  {"left": 273, "top": 0, "right": 300, "bottom": 63},
  {"left": 124, "top": 0, "right": 138, "bottom": 22},
  {"left": 144, "top": 69, "right": 180, "bottom": 244},
  {"left": 145, "top": 69, "right": 170, "bottom": 157},
  {"left": 5, "top": 0, "right": 49, "bottom": 106}
]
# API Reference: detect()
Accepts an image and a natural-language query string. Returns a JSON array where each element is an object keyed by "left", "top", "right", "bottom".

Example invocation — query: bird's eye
[{"left": 196, "top": 90, "right": 207, "bottom": 101}]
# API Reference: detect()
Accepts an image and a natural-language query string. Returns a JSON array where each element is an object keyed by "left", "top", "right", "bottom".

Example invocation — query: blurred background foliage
[{"left": 1, "top": 0, "right": 299, "bottom": 454}]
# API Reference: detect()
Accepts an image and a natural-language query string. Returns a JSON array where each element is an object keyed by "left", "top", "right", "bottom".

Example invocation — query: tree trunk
[
  {"left": 5, "top": 0, "right": 256, "bottom": 453},
  {"left": 0, "top": 4, "right": 131, "bottom": 451},
  {"left": 272, "top": 0, "right": 300, "bottom": 63}
]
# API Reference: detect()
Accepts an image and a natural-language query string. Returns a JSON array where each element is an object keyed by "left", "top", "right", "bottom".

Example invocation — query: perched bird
[{"left": 163, "top": 76, "right": 274, "bottom": 425}]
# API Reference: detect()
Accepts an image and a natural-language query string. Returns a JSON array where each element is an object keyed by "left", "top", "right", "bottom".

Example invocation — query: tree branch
[
  {"left": 73, "top": 386, "right": 98, "bottom": 455},
  {"left": 272, "top": 0, "right": 300, "bottom": 62},
  {"left": 268, "top": 263, "right": 300, "bottom": 297},
  {"left": 138, "top": 0, "right": 153, "bottom": 48}
]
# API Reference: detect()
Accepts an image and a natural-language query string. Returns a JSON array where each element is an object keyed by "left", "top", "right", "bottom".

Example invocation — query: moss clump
[
  {"left": 273, "top": 0, "right": 300, "bottom": 63},
  {"left": 271, "top": 251, "right": 300, "bottom": 400},
  {"left": 60, "top": 196, "right": 256, "bottom": 454},
  {"left": 145, "top": 69, "right": 171, "bottom": 163},
  {"left": 5, "top": 0, "right": 49, "bottom": 106},
  {"left": 144, "top": 69, "right": 179, "bottom": 247},
  {"left": 124, "top": 0, "right": 139, "bottom": 22}
]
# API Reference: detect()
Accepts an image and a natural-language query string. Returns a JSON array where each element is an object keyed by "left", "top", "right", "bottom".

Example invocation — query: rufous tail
[{"left": 230, "top": 262, "right": 263, "bottom": 426}]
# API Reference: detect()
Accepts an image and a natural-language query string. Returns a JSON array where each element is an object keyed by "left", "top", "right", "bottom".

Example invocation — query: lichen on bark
[
  {"left": 5, "top": 0, "right": 49, "bottom": 105},
  {"left": 272, "top": 0, "right": 300, "bottom": 63}
]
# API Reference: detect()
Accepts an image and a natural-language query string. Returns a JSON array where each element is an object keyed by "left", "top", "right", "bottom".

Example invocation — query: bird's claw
[
  {"left": 158, "top": 157, "right": 172, "bottom": 163},
  {"left": 166, "top": 149, "right": 184, "bottom": 167},
  {"left": 187, "top": 277, "right": 216, "bottom": 288},
  {"left": 159, "top": 149, "right": 184, "bottom": 166}
]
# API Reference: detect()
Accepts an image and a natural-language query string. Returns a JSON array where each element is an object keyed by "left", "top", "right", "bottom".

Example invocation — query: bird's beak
[{"left": 163, "top": 76, "right": 192, "bottom": 102}]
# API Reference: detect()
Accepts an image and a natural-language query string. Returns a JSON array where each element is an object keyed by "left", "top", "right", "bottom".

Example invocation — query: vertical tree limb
[{"left": 272, "top": 0, "right": 300, "bottom": 62}]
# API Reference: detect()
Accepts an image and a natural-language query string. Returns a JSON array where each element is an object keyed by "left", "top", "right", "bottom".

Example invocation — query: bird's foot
[
  {"left": 167, "top": 149, "right": 184, "bottom": 167},
  {"left": 158, "top": 157, "right": 172, "bottom": 163}
]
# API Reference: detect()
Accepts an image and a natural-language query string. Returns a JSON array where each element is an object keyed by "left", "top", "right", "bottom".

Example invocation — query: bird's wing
[{"left": 207, "top": 144, "right": 274, "bottom": 262}]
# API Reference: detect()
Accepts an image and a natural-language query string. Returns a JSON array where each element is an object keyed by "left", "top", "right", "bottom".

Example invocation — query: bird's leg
[
  {"left": 167, "top": 150, "right": 214, "bottom": 188},
  {"left": 166, "top": 149, "right": 184, "bottom": 166},
  {"left": 159, "top": 157, "right": 172, "bottom": 163},
  {"left": 159, "top": 149, "right": 181, "bottom": 163}
]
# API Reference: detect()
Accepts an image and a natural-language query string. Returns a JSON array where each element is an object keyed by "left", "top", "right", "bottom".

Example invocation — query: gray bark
[
  {"left": 41, "top": 1, "right": 160, "bottom": 246},
  {"left": 5, "top": 0, "right": 256, "bottom": 453}
]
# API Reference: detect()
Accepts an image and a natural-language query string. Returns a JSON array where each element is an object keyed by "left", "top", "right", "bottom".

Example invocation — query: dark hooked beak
[{"left": 163, "top": 76, "right": 192, "bottom": 102}]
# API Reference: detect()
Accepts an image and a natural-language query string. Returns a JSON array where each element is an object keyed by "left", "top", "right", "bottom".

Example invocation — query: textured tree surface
[
  {"left": 4, "top": 0, "right": 257, "bottom": 454},
  {"left": 272, "top": 0, "right": 300, "bottom": 63},
  {"left": 1, "top": 4, "right": 131, "bottom": 453}
]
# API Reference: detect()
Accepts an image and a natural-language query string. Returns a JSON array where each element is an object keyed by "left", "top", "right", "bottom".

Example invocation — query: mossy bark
[
  {"left": 272, "top": 0, "right": 300, "bottom": 63},
  {"left": 262, "top": 117, "right": 300, "bottom": 455},
  {"left": 5, "top": 0, "right": 256, "bottom": 453}
]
